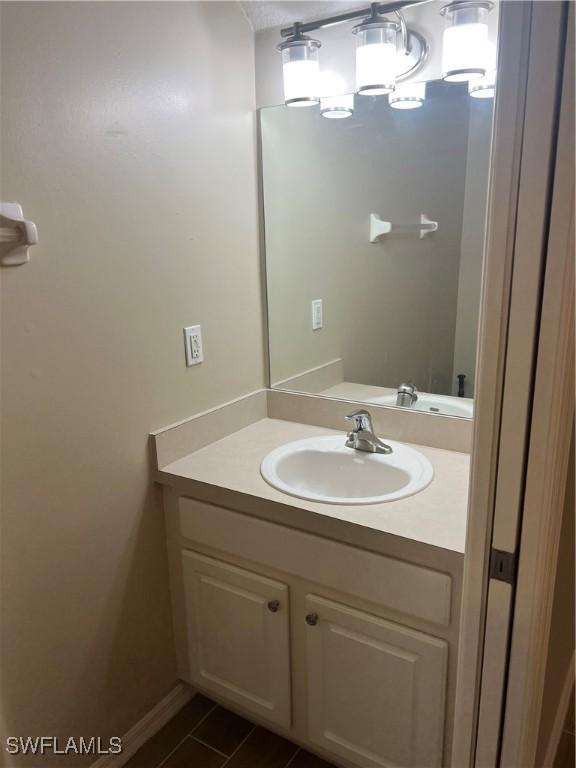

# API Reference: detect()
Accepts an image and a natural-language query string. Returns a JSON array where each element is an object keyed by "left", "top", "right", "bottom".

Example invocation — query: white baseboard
[{"left": 90, "top": 683, "right": 194, "bottom": 768}]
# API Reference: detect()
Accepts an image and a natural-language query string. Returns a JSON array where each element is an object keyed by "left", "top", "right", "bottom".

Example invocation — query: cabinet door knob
[
  {"left": 267, "top": 600, "right": 280, "bottom": 613},
  {"left": 305, "top": 612, "right": 319, "bottom": 626}
]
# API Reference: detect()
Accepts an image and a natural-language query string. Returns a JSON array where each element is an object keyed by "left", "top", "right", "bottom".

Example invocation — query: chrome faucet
[
  {"left": 396, "top": 382, "right": 418, "bottom": 408},
  {"left": 345, "top": 409, "right": 393, "bottom": 455}
]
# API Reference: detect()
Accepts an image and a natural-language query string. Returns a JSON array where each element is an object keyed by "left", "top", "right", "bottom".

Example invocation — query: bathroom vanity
[
  {"left": 148, "top": 54, "right": 491, "bottom": 767},
  {"left": 153, "top": 390, "right": 470, "bottom": 768}
]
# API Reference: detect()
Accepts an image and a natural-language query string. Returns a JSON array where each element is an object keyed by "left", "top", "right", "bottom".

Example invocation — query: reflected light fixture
[
  {"left": 320, "top": 71, "right": 354, "bottom": 119},
  {"left": 278, "top": 23, "right": 321, "bottom": 107},
  {"left": 320, "top": 93, "right": 354, "bottom": 118},
  {"left": 469, "top": 67, "right": 495, "bottom": 98},
  {"left": 353, "top": 9, "right": 399, "bottom": 96},
  {"left": 389, "top": 81, "right": 426, "bottom": 109},
  {"left": 469, "top": 41, "right": 496, "bottom": 98},
  {"left": 441, "top": 1, "right": 493, "bottom": 82}
]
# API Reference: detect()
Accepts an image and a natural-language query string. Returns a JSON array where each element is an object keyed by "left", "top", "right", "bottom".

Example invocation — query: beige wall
[
  {"left": 452, "top": 99, "right": 494, "bottom": 397},
  {"left": 0, "top": 2, "right": 264, "bottom": 764},
  {"left": 262, "top": 88, "right": 471, "bottom": 395}
]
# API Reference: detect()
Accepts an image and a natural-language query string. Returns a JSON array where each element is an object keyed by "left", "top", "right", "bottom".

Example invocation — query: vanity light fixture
[
  {"left": 276, "top": 1, "right": 429, "bottom": 107},
  {"left": 353, "top": 10, "right": 399, "bottom": 96},
  {"left": 389, "top": 81, "right": 426, "bottom": 109},
  {"left": 278, "top": 23, "right": 321, "bottom": 107},
  {"left": 440, "top": 1, "right": 494, "bottom": 82}
]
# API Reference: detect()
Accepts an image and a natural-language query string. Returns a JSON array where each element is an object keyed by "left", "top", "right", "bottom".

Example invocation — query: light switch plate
[
  {"left": 184, "top": 325, "right": 203, "bottom": 366},
  {"left": 311, "top": 299, "right": 323, "bottom": 330}
]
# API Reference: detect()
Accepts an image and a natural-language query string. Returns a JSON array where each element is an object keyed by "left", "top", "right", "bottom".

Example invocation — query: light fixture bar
[{"left": 279, "top": 0, "right": 434, "bottom": 39}]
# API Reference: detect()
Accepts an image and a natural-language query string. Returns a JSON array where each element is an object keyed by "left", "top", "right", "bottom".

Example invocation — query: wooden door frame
[
  {"left": 451, "top": 2, "right": 570, "bottom": 765},
  {"left": 500, "top": 6, "right": 574, "bottom": 764}
]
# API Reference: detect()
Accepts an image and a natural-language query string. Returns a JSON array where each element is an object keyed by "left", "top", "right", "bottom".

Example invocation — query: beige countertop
[
  {"left": 158, "top": 418, "right": 469, "bottom": 554},
  {"left": 321, "top": 383, "right": 398, "bottom": 399}
]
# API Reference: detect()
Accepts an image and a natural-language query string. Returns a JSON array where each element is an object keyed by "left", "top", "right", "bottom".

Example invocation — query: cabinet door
[
  {"left": 181, "top": 551, "right": 291, "bottom": 728},
  {"left": 305, "top": 595, "right": 447, "bottom": 768}
]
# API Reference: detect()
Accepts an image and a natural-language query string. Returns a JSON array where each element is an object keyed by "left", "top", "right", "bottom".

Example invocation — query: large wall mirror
[{"left": 260, "top": 79, "right": 494, "bottom": 419}]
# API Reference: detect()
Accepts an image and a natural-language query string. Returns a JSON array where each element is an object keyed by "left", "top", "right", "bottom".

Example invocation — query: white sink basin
[
  {"left": 369, "top": 393, "right": 474, "bottom": 418},
  {"left": 260, "top": 435, "right": 433, "bottom": 505}
]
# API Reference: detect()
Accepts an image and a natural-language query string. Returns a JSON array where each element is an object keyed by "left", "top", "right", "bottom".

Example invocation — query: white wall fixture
[
  {"left": 369, "top": 213, "right": 392, "bottom": 242},
  {"left": 369, "top": 212, "right": 438, "bottom": 242},
  {"left": 441, "top": 1, "right": 494, "bottom": 82},
  {"left": 278, "top": 24, "right": 321, "bottom": 107},
  {"left": 419, "top": 213, "right": 439, "bottom": 239},
  {"left": 0, "top": 203, "right": 38, "bottom": 266},
  {"left": 389, "top": 81, "right": 426, "bottom": 109}
]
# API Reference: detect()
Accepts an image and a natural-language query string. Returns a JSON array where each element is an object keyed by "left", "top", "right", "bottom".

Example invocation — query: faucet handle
[
  {"left": 397, "top": 382, "right": 418, "bottom": 404},
  {"left": 345, "top": 409, "right": 374, "bottom": 433}
]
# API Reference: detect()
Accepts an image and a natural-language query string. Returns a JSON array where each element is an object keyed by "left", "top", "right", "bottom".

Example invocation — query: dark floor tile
[
  {"left": 123, "top": 694, "right": 214, "bottom": 768},
  {"left": 289, "top": 749, "right": 337, "bottom": 768},
  {"left": 193, "top": 705, "right": 253, "bottom": 755},
  {"left": 163, "top": 737, "right": 226, "bottom": 768},
  {"left": 554, "top": 731, "right": 575, "bottom": 768},
  {"left": 225, "top": 726, "right": 298, "bottom": 768}
]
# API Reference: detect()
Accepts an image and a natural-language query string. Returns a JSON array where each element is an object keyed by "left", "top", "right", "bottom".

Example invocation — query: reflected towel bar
[{"left": 369, "top": 213, "right": 439, "bottom": 242}]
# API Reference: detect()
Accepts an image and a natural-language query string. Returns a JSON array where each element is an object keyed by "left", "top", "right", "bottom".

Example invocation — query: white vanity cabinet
[
  {"left": 167, "top": 495, "right": 461, "bottom": 768},
  {"left": 305, "top": 595, "right": 447, "bottom": 768},
  {"left": 181, "top": 551, "right": 292, "bottom": 729}
]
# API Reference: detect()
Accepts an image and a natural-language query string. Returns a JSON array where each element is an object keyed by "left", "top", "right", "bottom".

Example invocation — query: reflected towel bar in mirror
[{"left": 369, "top": 213, "right": 439, "bottom": 242}]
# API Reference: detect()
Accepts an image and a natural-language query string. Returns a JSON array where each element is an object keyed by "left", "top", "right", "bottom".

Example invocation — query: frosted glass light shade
[
  {"left": 389, "top": 81, "right": 426, "bottom": 109},
  {"left": 320, "top": 93, "right": 354, "bottom": 118},
  {"left": 469, "top": 42, "right": 496, "bottom": 98},
  {"left": 441, "top": 2, "right": 493, "bottom": 82},
  {"left": 469, "top": 69, "right": 496, "bottom": 97},
  {"left": 353, "top": 21, "right": 398, "bottom": 96},
  {"left": 279, "top": 38, "right": 321, "bottom": 107}
]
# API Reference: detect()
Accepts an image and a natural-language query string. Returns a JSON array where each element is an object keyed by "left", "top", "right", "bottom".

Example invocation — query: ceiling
[{"left": 239, "top": 1, "right": 367, "bottom": 32}]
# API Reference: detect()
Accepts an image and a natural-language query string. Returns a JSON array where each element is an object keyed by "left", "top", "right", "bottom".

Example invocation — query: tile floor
[{"left": 124, "top": 694, "right": 337, "bottom": 768}]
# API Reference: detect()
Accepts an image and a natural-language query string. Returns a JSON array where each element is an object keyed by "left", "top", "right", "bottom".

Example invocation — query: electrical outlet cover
[{"left": 184, "top": 325, "right": 203, "bottom": 366}]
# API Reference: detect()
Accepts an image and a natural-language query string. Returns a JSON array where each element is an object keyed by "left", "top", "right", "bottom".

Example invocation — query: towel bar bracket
[{"left": 0, "top": 203, "right": 38, "bottom": 266}]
